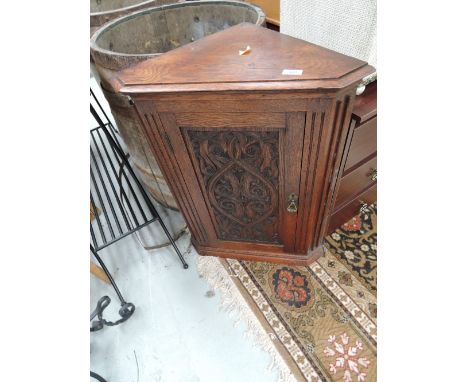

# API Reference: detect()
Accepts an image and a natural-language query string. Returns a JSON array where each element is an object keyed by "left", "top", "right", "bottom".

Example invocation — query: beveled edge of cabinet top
[{"left": 114, "top": 23, "right": 375, "bottom": 95}]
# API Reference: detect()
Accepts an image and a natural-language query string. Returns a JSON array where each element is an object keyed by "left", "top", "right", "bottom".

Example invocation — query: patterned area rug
[{"left": 198, "top": 204, "right": 377, "bottom": 382}]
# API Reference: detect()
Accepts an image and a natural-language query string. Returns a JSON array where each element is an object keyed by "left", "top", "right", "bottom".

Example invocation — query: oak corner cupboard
[{"left": 114, "top": 23, "right": 374, "bottom": 265}]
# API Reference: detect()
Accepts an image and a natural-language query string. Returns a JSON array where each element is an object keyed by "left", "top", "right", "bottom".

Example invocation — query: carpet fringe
[{"left": 197, "top": 255, "right": 298, "bottom": 382}]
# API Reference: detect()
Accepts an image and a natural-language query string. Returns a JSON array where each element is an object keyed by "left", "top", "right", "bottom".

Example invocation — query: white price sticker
[{"left": 282, "top": 69, "right": 303, "bottom": 76}]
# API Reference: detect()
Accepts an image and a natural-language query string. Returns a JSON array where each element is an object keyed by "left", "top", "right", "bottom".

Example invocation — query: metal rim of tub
[{"left": 90, "top": 0, "right": 182, "bottom": 27}]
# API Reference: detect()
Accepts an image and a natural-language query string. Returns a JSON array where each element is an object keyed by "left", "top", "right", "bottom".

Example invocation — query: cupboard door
[{"left": 164, "top": 111, "right": 306, "bottom": 253}]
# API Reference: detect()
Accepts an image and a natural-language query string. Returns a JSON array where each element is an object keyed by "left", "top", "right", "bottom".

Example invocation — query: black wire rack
[
  {"left": 90, "top": 87, "right": 190, "bottom": 381},
  {"left": 90, "top": 109, "right": 158, "bottom": 252},
  {"left": 90, "top": 89, "right": 188, "bottom": 267}
]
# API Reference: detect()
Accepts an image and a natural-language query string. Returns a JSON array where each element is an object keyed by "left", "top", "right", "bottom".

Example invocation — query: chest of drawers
[
  {"left": 114, "top": 23, "right": 373, "bottom": 264},
  {"left": 327, "top": 81, "right": 377, "bottom": 234}
]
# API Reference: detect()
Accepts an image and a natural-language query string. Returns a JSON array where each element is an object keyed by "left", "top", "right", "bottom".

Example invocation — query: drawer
[
  {"left": 327, "top": 184, "right": 377, "bottom": 235},
  {"left": 344, "top": 116, "right": 377, "bottom": 172},
  {"left": 351, "top": 81, "right": 377, "bottom": 124},
  {"left": 335, "top": 155, "right": 376, "bottom": 209}
]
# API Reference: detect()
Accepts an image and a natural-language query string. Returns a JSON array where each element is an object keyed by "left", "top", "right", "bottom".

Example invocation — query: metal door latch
[{"left": 287, "top": 193, "right": 298, "bottom": 213}]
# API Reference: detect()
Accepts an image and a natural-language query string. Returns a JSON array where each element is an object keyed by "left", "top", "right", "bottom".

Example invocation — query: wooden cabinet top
[{"left": 116, "top": 23, "right": 374, "bottom": 94}]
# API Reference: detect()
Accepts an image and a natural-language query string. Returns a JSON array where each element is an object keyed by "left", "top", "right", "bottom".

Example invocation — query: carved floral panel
[{"left": 186, "top": 130, "right": 281, "bottom": 244}]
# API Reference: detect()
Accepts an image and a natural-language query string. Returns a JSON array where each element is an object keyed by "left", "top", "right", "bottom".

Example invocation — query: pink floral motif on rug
[{"left": 199, "top": 205, "right": 377, "bottom": 381}]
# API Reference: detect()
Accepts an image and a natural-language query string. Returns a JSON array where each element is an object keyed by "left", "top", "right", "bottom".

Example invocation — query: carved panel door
[
  {"left": 185, "top": 129, "right": 282, "bottom": 244},
  {"left": 144, "top": 105, "right": 306, "bottom": 255}
]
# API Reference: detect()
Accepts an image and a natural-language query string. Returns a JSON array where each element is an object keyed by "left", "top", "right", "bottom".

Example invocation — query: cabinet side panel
[
  {"left": 294, "top": 92, "right": 355, "bottom": 252},
  {"left": 158, "top": 113, "right": 221, "bottom": 243},
  {"left": 133, "top": 102, "right": 212, "bottom": 244},
  {"left": 295, "top": 99, "right": 332, "bottom": 252},
  {"left": 314, "top": 92, "right": 356, "bottom": 245}
]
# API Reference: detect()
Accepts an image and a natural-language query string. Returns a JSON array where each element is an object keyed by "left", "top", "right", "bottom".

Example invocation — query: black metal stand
[
  {"left": 90, "top": 89, "right": 189, "bottom": 268},
  {"left": 90, "top": 89, "right": 188, "bottom": 380},
  {"left": 90, "top": 371, "right": 107, "bottom": 382},
  {"left": 90, "top": 88, "right": 188, "bottom": 325}
]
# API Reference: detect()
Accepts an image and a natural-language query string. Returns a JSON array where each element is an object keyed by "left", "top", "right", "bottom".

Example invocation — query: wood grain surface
[
  {"left": 116, "top": 24, "right": 374, "bottom": 264},
  {"left": 117, "top": 23, "right": 374, "bottom": 94}
]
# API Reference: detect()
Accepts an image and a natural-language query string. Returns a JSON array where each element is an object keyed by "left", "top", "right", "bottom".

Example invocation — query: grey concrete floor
[{"left": 90, "top": 78, "right": 278, "bottom": 382}]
